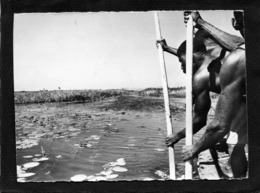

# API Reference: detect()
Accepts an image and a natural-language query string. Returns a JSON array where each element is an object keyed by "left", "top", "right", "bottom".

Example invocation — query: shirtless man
[{"left": 157, "top": 11, "right": 247, "bottom": 178}]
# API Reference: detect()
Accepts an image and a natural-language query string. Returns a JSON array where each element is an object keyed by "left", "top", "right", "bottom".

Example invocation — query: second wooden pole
[{"left": 185, "top": 14, "right": 194, "bottom": 180}]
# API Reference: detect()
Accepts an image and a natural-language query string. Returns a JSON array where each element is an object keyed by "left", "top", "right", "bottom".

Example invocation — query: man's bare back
[
  {"left": 157, "top": 11, "right": 247, "bottom": 178},
  {"left": 186, "top": 46, "right": 247, "bottom": 177},
  {"left": 184, "top": 12, "right": 247, "bottom": 178}
]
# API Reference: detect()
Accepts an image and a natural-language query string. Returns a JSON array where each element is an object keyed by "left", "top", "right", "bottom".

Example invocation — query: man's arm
[
  {"left": 156, "top": 39, "right": 178, "bottom": 56},
  {"left": 183, "top": 91, "right": 234, "bottom": 161},
  {"left": 185, "top": 11, "right": 244, "bottom": 51},
  {"left": 166, "top": 89, "right": 211, "bottom": 147},
  {"left": 182, "top": 50, "right": 245, "bottom": 161}
]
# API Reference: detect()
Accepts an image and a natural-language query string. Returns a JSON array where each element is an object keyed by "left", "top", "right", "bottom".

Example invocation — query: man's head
[
  {"left": 177, "top": 37, "right": 207, "bottom": 73},
  {"left": 232, "top": 11, "right": 244, "bottom": 37}
]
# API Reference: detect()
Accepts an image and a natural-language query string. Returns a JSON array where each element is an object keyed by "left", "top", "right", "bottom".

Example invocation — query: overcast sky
[{"left": 14, "top": 10, "right": 242, "bottom": 91}]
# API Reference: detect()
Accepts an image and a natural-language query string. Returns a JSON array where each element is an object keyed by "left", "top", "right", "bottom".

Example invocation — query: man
[
  {"left": 157, "top": 11, "right": 247, "bottom": 178},
  {"left": 183, "top": 11, "right": 247, "bottom": 178}
]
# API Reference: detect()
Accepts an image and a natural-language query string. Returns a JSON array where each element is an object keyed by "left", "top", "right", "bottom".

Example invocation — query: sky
[{"left": 13, "top": 10, "right": 242, "bottom": 91}]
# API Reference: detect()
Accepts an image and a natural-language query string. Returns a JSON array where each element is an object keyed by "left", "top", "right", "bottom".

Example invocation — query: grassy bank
[
  {"left": 14, "top": 89, "right": 124, "bottom": 104},
  {"left": 15, "top": 88, "right": 187, "bottom": 104},
  {"left": 14, "top": 87, "right": 218, "bottom": 104},
  {"left": 138, "top": 87, "right": 186, "bottom": 98}
]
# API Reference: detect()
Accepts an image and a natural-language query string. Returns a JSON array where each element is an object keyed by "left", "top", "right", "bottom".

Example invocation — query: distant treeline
[{"left": 14, "top": 87, "right": 218, "bottom": 104}]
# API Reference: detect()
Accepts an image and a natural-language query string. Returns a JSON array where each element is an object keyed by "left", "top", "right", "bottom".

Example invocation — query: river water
[{"left": 16, "top": 98, "right": 204, "bottom": 182}]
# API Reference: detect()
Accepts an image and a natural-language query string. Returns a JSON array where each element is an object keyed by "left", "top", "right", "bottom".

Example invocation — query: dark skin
[
  {"left": 185, "top": 47, "right": 247, "bottom": 178},
  {"left": 160, "top": 44, "right": 221, "bottom": 151},
  {"left": 159, "top": 22, "right": 242, "bottom": 148},
  {"left": 182, "top": 11, "right": 247, "bottom": 178},
  {"left": 158, "top": 11, "right": 247, "bottom": 178},
  {"left": 159, "top": 43, "right": 218, "bottom": 147}
]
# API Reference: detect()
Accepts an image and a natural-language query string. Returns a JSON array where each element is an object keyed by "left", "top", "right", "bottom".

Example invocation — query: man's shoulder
[
  {"left": 193, "top": 70, "right": 210, "bottom": 94},
  {"left": 224, "top": 48, "right": 245, "bottom": 64},
  {"left": 221, "top": 48, "right": 246, "bottom": 78}
]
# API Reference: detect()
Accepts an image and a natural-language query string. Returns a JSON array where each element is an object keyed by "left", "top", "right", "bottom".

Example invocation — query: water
[{"left": 16, "top": 100, "right": 203, "bottom": 182}]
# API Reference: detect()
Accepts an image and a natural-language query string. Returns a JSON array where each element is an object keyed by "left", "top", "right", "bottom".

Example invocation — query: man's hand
[
  {"left": 165, "top": 134, "right": 181, "bottom": 147},
  {"left": 182, "top": 145, "right": 197, "bottom": 161},
  {"left": 156, "top": 39, "right": 167, "bottom": 50},
  {"left": 184, "top": 11, "right": 202, "bottom": 26}
]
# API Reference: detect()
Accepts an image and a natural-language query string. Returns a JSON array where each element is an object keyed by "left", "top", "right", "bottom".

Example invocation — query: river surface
[{"left": 15, "top": 97, "right": 206, "bottom": 182}]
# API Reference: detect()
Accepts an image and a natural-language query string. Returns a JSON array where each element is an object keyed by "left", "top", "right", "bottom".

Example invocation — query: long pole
[
  {"left": 185, "top": 13, "right": 194, "bottom": 180},
  {"left": 154, "top": 11, "right": 176, "bottom": 180}
]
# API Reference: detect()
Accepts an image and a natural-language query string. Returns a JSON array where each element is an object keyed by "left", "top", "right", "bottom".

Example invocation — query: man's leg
[{"left": 228, "top": 144, "right": 247, "bottom": 178}]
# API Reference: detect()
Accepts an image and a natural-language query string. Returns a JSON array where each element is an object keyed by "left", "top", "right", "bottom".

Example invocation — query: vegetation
[
  {"left": 14, "top": 89, "right": 123, "bottom": 104},
  {"left": 138, "top": 87, "right": 186, "bottom": 98},
  {"left": 14, "top": 87, "right": 191, "bottom": 104}
]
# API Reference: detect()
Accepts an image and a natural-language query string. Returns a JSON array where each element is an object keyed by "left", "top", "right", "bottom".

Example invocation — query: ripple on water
[{"left": 16, "top": 102, "right": 190, "bottom": 181}]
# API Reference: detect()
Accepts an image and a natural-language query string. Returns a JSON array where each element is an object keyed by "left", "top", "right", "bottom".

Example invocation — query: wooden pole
[
  {"left": 185, "top": 14, "right": 194, "bottom": 180},
  {"left": 154, "top": 11, "right": 176, "bottom": 180}
]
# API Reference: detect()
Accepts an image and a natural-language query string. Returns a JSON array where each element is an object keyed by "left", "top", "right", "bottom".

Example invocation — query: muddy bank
[{"left": 97, "top": 95, "right": 185, "bottom": 113}]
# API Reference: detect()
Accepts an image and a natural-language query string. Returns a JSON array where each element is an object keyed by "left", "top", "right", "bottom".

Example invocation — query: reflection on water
[{"left": 16, "top": 101, "right": 202, "bottom": 182}]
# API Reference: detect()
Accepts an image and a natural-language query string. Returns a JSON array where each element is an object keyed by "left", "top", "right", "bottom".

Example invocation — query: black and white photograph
[{"left": 12, "top": 10, "right": 249, "bottom": 182}]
